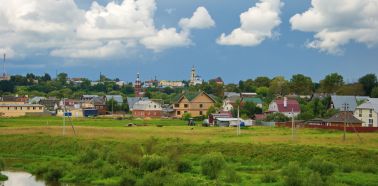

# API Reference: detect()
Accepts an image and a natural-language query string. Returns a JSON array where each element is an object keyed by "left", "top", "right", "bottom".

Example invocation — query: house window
[
  {"left": 199, "top": 104, "right": 203, "bottom": 108},
  {"left": 199, "top": 111, "right": 203, "bottom": 115},
  {"left": 177, "top": 111, "right": 181, "bottom": 115},
  {"left": 154, "top": 105, "right": 157, "bottom": 108},
  {"left": 39, "top": 107, "right": 43, "bottom": 110},
  {"left": 15, "top": 107, "right": 17, "bottom": 110},
  {"left": 33, "top": 107, "right": 35, "bottom": 110},
  {"left": 369, "top": 109, "right": 373, "bottom": 117},
  {"left": 174, "top": 104, "right": 179, "bottom": 108},
  {"left": 27, "top": 107, "right": 30, "bottom": 110},
  {"left": 184, "top": 104, "right": 188, "bottom": 108},
  {"left": 20, "top": 107, "right": 23, "bottom": 110},
  {"left": 359, "top": 109, "right": 362, "bottom": 117},
  {"left": 7, "top": 107, "right": 9, "bottom": 110},
  {"left": 369, "top": 119, "right": 373, "bottom": 124}
]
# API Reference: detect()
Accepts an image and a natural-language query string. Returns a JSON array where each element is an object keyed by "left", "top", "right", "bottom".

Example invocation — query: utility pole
[
  {"left": 2, "top": 53, "right": 5, "bottom": 76},
  {"left": 63, "top": 98, "right": 66, "bottom": 136},
  {"left": 291, "top": 108, "right": 295, "bottom": 141},
  {"left": 112, "top": 98, "right": 114, "bottom": 115},
  {"left": 342, "top": 103, "right": 348, "bottom": 141}
]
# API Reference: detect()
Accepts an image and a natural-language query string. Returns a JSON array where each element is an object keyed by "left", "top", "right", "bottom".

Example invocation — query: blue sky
[{"left": 1, "top": 0, "right": 377, "bottom": 83}]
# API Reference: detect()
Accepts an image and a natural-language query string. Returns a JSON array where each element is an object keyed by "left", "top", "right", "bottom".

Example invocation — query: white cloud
[
  {"left": 0, "top": 0, "right": 215, "bottom": 59},
  {"left": 290, "top": 0, "right": 378, "bottom": 54},
  {"left": 179, "top": 7, "right": 215, "bottom": 30},
  {"left": 140, "top": 28, "right": 191, "bottom": 52},
  {"left": 77, "top": 0, "right": 156, "bottom": 40},
  {"left": 217, "top": 0, "right": 283, "bottom": 46}
]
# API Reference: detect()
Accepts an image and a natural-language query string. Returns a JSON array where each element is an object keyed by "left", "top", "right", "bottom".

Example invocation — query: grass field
[{"left": 1, "top": 116, "right": 378, "bottom": 185}]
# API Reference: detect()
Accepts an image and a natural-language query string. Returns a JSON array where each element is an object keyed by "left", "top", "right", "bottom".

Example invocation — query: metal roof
[{"left": 331, "top": 95, "right": 357, "bottom": 111}]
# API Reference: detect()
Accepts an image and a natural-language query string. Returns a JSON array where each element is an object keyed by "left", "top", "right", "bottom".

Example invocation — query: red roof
[{"left": 275, "top": 99, "right": 301, "bottom": 113}]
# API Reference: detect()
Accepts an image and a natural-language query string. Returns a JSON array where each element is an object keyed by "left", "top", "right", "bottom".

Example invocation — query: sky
[{"left": 0, "top": 0, "right": 377, "bottom": 83}]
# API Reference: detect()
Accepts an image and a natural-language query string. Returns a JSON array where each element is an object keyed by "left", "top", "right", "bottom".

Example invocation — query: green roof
[{"left": 242, "top": 97, "right": 263, "bottom": 104}]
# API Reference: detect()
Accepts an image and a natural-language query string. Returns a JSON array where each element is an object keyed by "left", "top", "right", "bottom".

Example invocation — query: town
[{"left": 1, "top": 64, "right": 378, "bottom": 130}]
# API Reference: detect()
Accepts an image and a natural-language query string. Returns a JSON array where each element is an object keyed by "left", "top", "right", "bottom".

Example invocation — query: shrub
[
  {"left": 44, "top": 166, "right": 64, "bottom": 182},
  {"left": 119, "top": 172, "right": 137, "bottom": 186},
  {"left": 0, "top": 174, "right": 8, "bottom": 181},
  {"left": 77, "top": 148, "right": 99, "bottom": 164},
  {"left": 201, "top": 152, "right": 226, "bottom": 179},
  {"left": 0, "top": 158, "right": 5, "bottom": 171},
  {"left": 140, "top": 154, "right": 168, "bottom": 172},
  {"left": 261, "top": 171, "right": 278, "bottom": 183},
  {"left": 177, "top": 159, "right": 192, "bottom": 173},
  {"left": 282, "top": 161, "right": 303, "bottom": 186},
  {"left": 224, "top": 168, "right": 241, "bottom": 183},
  {"left": 137, "top": 168, "right": 172, "bottom": 186},
  {"left": 304, "top": 171, "right": 323, "bottom": 186},
  {"left": 307, "top": 156, "right": 336, "bottom": 176}
]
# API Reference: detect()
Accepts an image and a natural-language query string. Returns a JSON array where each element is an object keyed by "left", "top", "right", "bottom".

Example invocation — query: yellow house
[
  {"left": 173, "top": 91, "right": 216, "bottom": 118},
  {"left": 0, "top": 102, "right": 45, "bottom": 117}
]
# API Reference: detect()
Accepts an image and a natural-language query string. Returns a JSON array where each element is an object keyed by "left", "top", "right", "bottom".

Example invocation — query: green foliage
[
  {"left": 320, "top": 73, "right": 344, "bottom": 93},
  {"left": 182, "top": 112, "right": 192, "bottom": 121},
  {"left": 140, "top": 154, "right": 168, "bottom": 172},
  {"left": 177, "top": 159, "right": 192, "bottom": 173},
  {"left": 337, "top": 83, "right": 365, "bottom": 96},
  {"left": 265, "top": 112, "right": 290, "bottom": 122},
  {"left": 358, "top": 74, "right": 377, "bottom": 96},
  {"left": 304, "top": 171, "right": 324, "bottom": 186},
  {"left": 224, "top": 167, "right": 242, "bottom": 183},
  {"left": 256, "top": 86, "right": 270, "bottom": 97},
  {"left": 260, "top": 171, "right": 278, "bottom": 183},
  {"left": 282, "top": 161, "right": 303, "bottom": 186},
  {"left": 290, "top": 74, "right": 313, "bottom": 95},
  {"left": 308, "top": 156, "right": 336, "bottom": 177},
  {"left": 0, "top": 158, "right": 4, "bottom": 171},
  {"left": 371, "top": 86, "right": 378, "bottom": 98},
  {"left": 201, "top": 152, "right": 226, "bottom": 179},
  {"left": 269, "top": 76, "right": 290, "bottom": 96},
  {"left": 254, "top": 76, "right": 271, "bottom": 87},
  {"left": 0, "top": 173, "right": 8, "bottom": 181},
  {"left": 119, "top": 171, "right": 137, "bottom": 186},
  {"left": 77, "top": 148, "right": 99, "bottom": 164}
]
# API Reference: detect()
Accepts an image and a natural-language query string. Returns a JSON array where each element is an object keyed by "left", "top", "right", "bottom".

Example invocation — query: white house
[
  {"left": 268, "top": 97, "right": 301, "bottom": 118},
  {"left": 354, "top": 98, "right": 378, "bottom": 127}
]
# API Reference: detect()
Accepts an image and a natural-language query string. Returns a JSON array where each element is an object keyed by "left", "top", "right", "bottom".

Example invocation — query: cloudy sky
[{"left": 0, "top": 0, "right": 377, "bottom": 83}]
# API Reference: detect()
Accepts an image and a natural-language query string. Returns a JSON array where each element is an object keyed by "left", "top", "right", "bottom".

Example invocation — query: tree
[
  {"left": 358, "top": 74, "right": 377, "bottom": 96},
  {"left": 256, "top": 87, "right": 269, "bottom": 97},
  {"left": 269, "top": 76, "right": 289, "bottom": 96},
  {"left": 0, "top": 81, "right": 15, "bottom": 93},
  {"left": 265, "top": 112, "right": 289, "bottom": 122},
  {"left": 320, "top": 73, "right": 344, "bottom": 93},
  {"left": 337, "top": 83, "right": 365, "bottom": 95},
  {"left": 206, "top": 106, "right": 216, "bottom": 117},
  {"left": 371, "top": 86, "right": 378, "bottom": 98},
  {"left": 254, "top": 76, "right": 271, "bottom": 87},
  {"left": 290, "top": 74, "right": 313, "bottom": 95},
  {"left": 57, "top": 73, "right": 68, "bottom": 85}
]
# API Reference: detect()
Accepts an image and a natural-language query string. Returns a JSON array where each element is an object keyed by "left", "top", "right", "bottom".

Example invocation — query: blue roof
[{"left": 331, "top": 95, "right": 357, "bottom": 111}]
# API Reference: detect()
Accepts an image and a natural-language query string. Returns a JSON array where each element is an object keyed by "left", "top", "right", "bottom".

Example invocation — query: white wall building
[{"left": 354, "top": 98, "right": 378, "bottom": 127}]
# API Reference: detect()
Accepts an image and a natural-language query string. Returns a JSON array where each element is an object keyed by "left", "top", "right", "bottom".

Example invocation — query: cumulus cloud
[
  {"left": 140, "top": 28, "right": 191, "bottom": 52},
  {"left": 217, "top": 0, "right": 283, "bottom": 46},
  {"left": 179, "top": 7, "right": 215, "bottom": 30},
  {"left": 77, "top": 0, "right": 156, "bottom": 40},
  {"left": 0, "top": 0, "right": 215, "bottom": 58},
  {"left": 140, "top": 6, "right": 214, "bottom": 52},
  {"left": 290, "top": 0, "right": 378, "bottom": 54}
]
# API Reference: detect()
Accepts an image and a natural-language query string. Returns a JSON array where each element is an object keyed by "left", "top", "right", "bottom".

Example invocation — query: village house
[
  {"left": 105, "top": 95, "right": 123, "bottom": 106},
  {"left": 330, "top": 95, "right": 357, "bottom": 112},
  {"left": 268, "top": 97, "right": 301, "bottom": 118},
  {"left": 354, "top": 98, "right": 378, "bottom": 127},
  {"left": 324, "top": 112, "right": 363, "bottom": 127},
  {"left": 158, "top": 80, "right": 185, "bottom": 88},
  {"left": 127, "top": 97, "right": 149, "bottom": 111},
  {"left": 0, "top": 102, "right": 45, "bottom": 117},
  {"left": 173, "top": 91, "right": 216, "bottom": 118},
  {"left": 132, "top": 100, "right": 162, "bottom": 118},
  {"left": 222, "top": 92, "right": 262, "bottom": 112}
]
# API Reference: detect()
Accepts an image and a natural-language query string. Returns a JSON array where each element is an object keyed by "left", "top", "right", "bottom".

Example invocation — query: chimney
[{"left": 284, "top": 97, "right": 288, "bottom": 108}]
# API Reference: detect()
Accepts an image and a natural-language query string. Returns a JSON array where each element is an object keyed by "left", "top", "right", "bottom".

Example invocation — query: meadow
[{"left": 0, "top": 116, "right": 378, "bottom": 186}]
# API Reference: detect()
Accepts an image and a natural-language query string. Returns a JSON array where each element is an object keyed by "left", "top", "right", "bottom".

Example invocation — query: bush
[
  {"left": 44, "top": 166, "right": 64, "bottom": 182},
  {"left": 201, "top": 152, "right": 226, "bottom": 179},
  {"left": 304, "top": 171, "right": 323, "bottom": 186},
  {"left": 0, "top": 158, "right": 5, "bottom": 171},
  {"left": 224, "top": 168, "right": 241, "bottom": 183},
  {"left": 282, "top": 161, "right": 303, "bottom": 186},
  {"left": 0, "top": 174, "right": 8, "bottom": 181},
  {"left": 77, "top": 148, "right": 99, "bottom": 164},
  {"left": 177, "top": 159, "right": 192, "bottom": 173},
  {"left": 261, "top": 171, "right": 278, "bottom": 183},
  {"left": 140, "top": 154, "right": 168, "bottom": 172},
  {"left": 119, "top": 172, "right": 137, "bottom": 186},
  {"left": 308, "top": 156, "right": 336, "bottom": 176}
]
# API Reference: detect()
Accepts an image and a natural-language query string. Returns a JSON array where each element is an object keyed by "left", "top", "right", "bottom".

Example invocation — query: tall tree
[
  {"left": 319, "top": 73, "right": 344, "bottom": 93},
  {"left": 358, "top": 74, "right": 377, "bottom": 96},
  {"left": 254, "top": 76, "right": 271, "bottom": 87},
  {"left": 289, "top": 74, "right": 313, "bottom": 95},
  {"left": 57, "top": 73, "right": 68, "bottom": 85},
  {"left": 269, "top": 76, "right": 289, "bottom": 96},
  {"left": 371, "top": 87, "right": 378, "bottom": 98}
]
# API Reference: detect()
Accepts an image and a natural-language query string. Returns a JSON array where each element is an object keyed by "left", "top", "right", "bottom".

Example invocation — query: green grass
[{"left": 0, "top": 116, "right": 378, "bottom": 185}]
